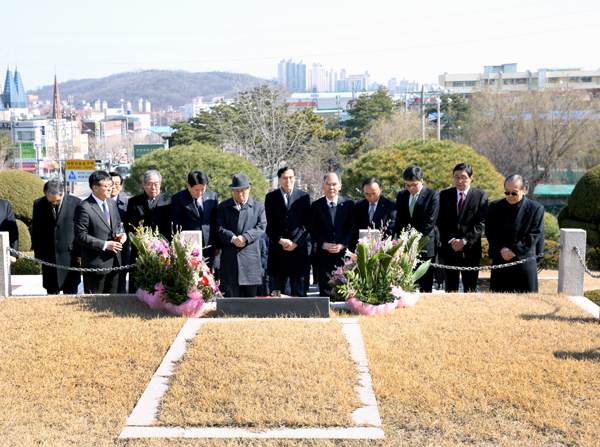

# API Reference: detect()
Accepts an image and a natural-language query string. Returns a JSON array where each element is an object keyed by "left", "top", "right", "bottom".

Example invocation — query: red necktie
[{"left": 457, "top": 192, "right": 465, "bottom": 216}]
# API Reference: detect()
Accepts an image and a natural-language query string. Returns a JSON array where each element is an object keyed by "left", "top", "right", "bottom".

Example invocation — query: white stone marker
[{"left": 558, "top": 228, "right": 586, "bottom": 296}]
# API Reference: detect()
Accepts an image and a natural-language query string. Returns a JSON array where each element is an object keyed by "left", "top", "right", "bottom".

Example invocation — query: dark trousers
[
  {"left": 490, "top": 259, "right": 538, "bottom": 293},
  {"left": 46, "top": 283, "right": 79, "bottom": 295},
  {"left": 227, "top": 285, "right": 258, "bottom": 298},
  {"left": 418, "top": 256, "right": 435, "bottom": 293},
  {"left": 83, "top": 270, "right": 119, "bottom": 294},
  {"left": 317, "top": 263, "right": 336, "bottom": 297},
  {"left": 272, "top": 275, "right": 304, "bottom": 297},
  {"left": 444, "top": 252, "right": 481, "bottom": 293}
]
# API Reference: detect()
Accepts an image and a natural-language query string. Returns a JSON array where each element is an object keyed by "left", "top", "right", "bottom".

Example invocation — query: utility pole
[{"left": 421, "top": 85, "right": 425, "bottom": 140}]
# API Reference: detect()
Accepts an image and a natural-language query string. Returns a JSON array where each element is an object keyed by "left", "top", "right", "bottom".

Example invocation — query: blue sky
[{"left": 2, "top": 0, "right": 599, "bottom": 91}]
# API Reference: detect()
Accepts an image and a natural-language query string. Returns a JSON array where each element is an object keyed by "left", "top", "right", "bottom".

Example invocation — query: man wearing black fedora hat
[{"left": 217, "top": 174, "right": 267, "bottom": 297}]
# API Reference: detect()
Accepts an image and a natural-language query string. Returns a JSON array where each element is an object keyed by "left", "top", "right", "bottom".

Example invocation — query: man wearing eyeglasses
[
  {"left": 126, "top": 170, "right": 172, "bottom": 292},
  {"left": 437, "top": 163, "right": 488, "bottom": 293},
  {"left": 32, "top": 180, "right": 82, "bottom": 294},
  {"left": 109, "top": 172, "right": 129, "bottom": 293},
  {"left": 485, "top": 174, "right": 545, "bottom": 293},
  {"left": 394, "top": 166, "right": 440, "bottom": 293}
]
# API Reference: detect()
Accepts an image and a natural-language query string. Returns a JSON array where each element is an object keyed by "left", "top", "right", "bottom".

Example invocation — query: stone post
[
  {"left": 0, "top": 232, "right": 11, "bottom": 298},
  {"left": 358, "top": 229, "right": 381, "bottom": 241},
  {"left": 558, "top": 228, "right": 586, "bottom": 296},
  {"left": 180, "top": 231, "right": 203, "bottom": 250}
]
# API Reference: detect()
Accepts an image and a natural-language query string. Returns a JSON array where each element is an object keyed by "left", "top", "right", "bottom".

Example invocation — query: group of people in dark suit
[{"left": 4, "top": 160, "right": 545, "bottom": 297}]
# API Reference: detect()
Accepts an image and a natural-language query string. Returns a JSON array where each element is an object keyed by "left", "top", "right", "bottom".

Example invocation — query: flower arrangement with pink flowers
[
  {"left": 130, "top": 226, "right": 221, "bottom": 314},
  {"left": 329, "top": 226, "right": 430, "bottom": 306}
]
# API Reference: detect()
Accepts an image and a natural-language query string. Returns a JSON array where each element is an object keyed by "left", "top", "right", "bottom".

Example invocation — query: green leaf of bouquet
[
  {"left": 356, "top": 243, "right": 368, "bottom": 281},
  {"left": 412, "top": 259, "right": 431, "bottom": 282},
  {"left": 416, "top": 235, "right": 430, "bottom": 253}
]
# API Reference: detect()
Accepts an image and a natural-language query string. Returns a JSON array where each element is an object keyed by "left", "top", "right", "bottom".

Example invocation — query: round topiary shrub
[
  {"left": 0, "top": 170, "right": 45, "bottom": 225},
  {"left": 11, "top": 251, "right": 42, "bottom": 275},
  {"left": 544, "top": 212, "right": 560, "bottom": 242},
  {"left": 557, "top": 204, "right": 569, "bottom": 226},
  {"left": 342, "top": 139, "right": 505, "bottom": 201},
  {"left": 586, "top": 247, "right": 600, "bottom": 270},
  {"left": 567, "top": 164, "right": 600, "bottom": 223},
  {"left": 124, "top": 143, "right": 269, "bottom": 201},
  {"left": 16, "top": 219, "right": 31, "bottom": 252}
]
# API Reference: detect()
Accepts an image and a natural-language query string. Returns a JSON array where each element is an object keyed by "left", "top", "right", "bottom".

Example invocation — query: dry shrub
[{"left": 158, "top": 320, "right": 361, "bottom": 428}]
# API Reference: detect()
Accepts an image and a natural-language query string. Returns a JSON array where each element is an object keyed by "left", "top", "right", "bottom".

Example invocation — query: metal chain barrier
[
  {"left": 424, "top": 245, "right": 562, "bottom": 271},
  {"left": 574, "top": 246, "right": 600, "bottom": 278},
  {"left": 8, "top": 248, "right": 136, "bottom": 273}
]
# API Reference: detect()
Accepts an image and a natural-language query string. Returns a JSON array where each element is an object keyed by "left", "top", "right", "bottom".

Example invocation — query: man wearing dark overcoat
[
  {"left": 110, "top": 172, "right": 129, "bottom": 293},
  {"left": 353, "top": 177, "right": 396, "bottom": 250},
  {"left": 171, "top": 170, "right": 220, "bottom": 268},
  {"left": 217, "top": 174, "right": 267, "bottom": 297},
  {"left": 311, "top": 172, "right": 356, "bottom": 297},
  {"left": 394, "top": 166, "right": 440, "bottom": 293},
  {"left": 74, "top": 170, "right": 127, "bottom": 294},
  {"left": 486, "top": 175, "right": 545, "bottom": 293},
  {"left": 265, "top": 166, "right": 311, "bottom": 297},
  {"left": 32, "top": 180, "right": 81, "bottom": 294},
  {"left": 126, "top": 170, "right": 172, "bottom": 292},
  {"left": 437, "top": 163, "right": 488, "bottom": 293},
  {"left": 0, "top": 198, "right": 18, "bottom": 264}
]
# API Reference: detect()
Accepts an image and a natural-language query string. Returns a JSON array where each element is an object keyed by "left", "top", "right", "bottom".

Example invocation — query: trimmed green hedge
[
  {"left": 11, "top": 251, "right": 42, "bottom": 275},
  {"left": 16, "top": 219, "right": 31, "bottom": 252},
  {"left": 124, "top": 143, "right": 269, "bottom": 201},
  {"left": 342, "top": 139, "right": 505, "bottom": 201},
  {"left": 568, "top": 164, "right": 600, "bottom": 223},
  {"left": 0, "top": 170, "right": 45, "bottom": 225},
  {"left": 544, "top": 212, "right": 560, "bottom": 243}
]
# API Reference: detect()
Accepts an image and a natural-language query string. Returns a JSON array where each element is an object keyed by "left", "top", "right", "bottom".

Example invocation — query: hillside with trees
[{"left": 27, "top": 70, "right": 265, "bottom": 110}]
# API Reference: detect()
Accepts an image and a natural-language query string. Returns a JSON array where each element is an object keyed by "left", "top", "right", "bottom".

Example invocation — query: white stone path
[{"left": 120, "top": 318, "right": 385, "bottom": 440}]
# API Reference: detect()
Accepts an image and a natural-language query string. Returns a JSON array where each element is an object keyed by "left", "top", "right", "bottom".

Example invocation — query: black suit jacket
[
  {"left": 126, "top": 192, "right": 172, "bottom": 240},
  {"left": 486, "top": 196, "right": 545, "bottom": 262},
  {"left": 171, "top": 188, "right": 219, "bottom": 263},
  {"left": 437, "top": 187, "right": 488, "bottom": 261},
  {"left": 353, "top": 196, "right": 396, "bottom": 246},
  {"left": 394, "top": 186, "right": 440, "bottom": 257},
  {"left": 32, "top": 194, "right": 81, "bottom": 290},
  {"left": 265, "top": 188, "right": 311, "bottom": 277},
  {"left": 311, "top": 195, "right": 356, "bottom": 265},
  {"left": 74, "top": 195, "right": 122, "bottom": 270},
  {"left": 0, "top": 199, "right": 18, "bottom": 253}
]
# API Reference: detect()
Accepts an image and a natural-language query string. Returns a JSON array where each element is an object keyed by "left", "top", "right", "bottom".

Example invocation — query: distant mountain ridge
[{"left": 27, "top": 70, "right": 266, "bottom": 109}]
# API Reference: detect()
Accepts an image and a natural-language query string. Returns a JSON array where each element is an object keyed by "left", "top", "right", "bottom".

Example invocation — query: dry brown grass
[
  {"left": 0, "top": 294, "right": 599, "bottom": 446},
  {"left": 158, "top": 320, "right": 360, "bottom": 428},
  {"left": 361, "top": 293, "right": 600, "bottom": 446}
]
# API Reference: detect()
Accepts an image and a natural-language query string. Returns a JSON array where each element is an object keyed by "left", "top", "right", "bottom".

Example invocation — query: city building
[
  {"left": 439, "top": 63, "right": 600, "bottom": 97},
  {"left": 183, "top": 96, "right": 233, "bottom": 120},
  {"left": 278, "top": 59, "right": 307, "bottom": 92}
]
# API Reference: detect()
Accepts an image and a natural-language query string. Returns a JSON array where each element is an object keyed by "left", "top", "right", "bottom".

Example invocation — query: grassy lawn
[{"left": 0, "top": 293, "right": 599, "bottom": 446}]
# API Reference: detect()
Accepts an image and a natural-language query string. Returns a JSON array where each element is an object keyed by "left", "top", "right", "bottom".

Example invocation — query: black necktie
[
  {"left": 197, "top": 200, "right": 204, "bottom": 219},
  {"left": 329, "top": 202, "right": 336, "bottom": 223}
]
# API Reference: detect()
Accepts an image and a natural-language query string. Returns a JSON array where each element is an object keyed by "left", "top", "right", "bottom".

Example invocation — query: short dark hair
[
  {"left": 188, "top": 170, "right": 209, "bottom": 186},
  {"left": 403, "top": 166, "right": 423, "bottom": 181},
  {"left": 323, "top": 172, "right": 342, "bottom": 183},
  {"left": 109, "top": 171, "right": 123, "bottom": 184},
  {"left": 504, "top": 174, "right": 528, "bottom": 189},
  {"left": 362, "top": 177, "right": 382, "bottom": 188},
  {"left": 453, "top": 163, "right": 473, "bottom": 177},
  {"left": 44, "top": 179, "right": 64, "bottom": 196},
  {"left": 89, "top": 170, "right": 111, "bottom": 189},
  {"left": 277, "top": 166, "right": 295, "bottom": 178}
]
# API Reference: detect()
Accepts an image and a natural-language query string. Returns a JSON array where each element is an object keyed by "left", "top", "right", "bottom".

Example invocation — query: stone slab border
[
  {"left": 120, "top": 318, "right": 385, "bottom": 440},
  {"left": 568, "top": 296, "right": 600, "bottom": 319},
  {"left": 217, "top": 297, "right": 330, "bottom": 318}
]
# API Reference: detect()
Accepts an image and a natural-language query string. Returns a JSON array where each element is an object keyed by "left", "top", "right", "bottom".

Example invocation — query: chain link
[
  {"left": 573, "top": 246, "right": 600, "bottom": 278},
  {"left": 424, "top": 245, "right": 562, "bottom": 272},
  {"left": 8, "top": 248, "right": 136, "bottom": 273}
]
